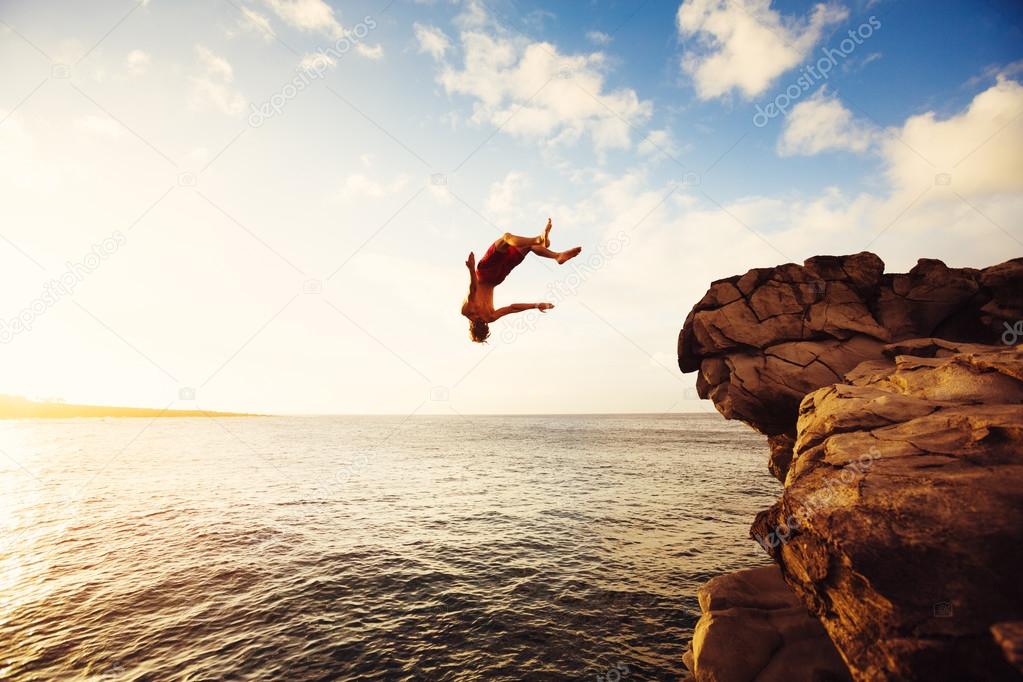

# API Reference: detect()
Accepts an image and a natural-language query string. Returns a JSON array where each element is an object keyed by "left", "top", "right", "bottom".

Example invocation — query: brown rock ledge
[
  {"left": 678, "top": 254, "right": 1023, "bottom": 681},
  {"left": 751, "top": 340, "right": 1023, "bottom": 680},
  {"left": 678, "top": 253, "right": 1023, "bottom": 482}
]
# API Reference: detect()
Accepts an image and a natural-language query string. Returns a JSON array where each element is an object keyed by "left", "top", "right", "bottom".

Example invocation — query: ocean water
[{"left": 0, "top": 413, "right": 780, "bottom": 681}]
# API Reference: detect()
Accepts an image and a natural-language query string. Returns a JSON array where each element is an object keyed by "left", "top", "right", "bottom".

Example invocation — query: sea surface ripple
[{"left": 0, "top": 413, "right": 779, "bottom": 680}]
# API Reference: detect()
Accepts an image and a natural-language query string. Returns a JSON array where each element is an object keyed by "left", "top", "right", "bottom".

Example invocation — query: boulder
[{"left": 683, "top": 564, "right": 851, "bottom": 682}]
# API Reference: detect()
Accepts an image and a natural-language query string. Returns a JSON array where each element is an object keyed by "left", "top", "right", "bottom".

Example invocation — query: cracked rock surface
[
  {"left": 752, "top": 340, "right": 1023, "bottom": 680},
  {"left": 678, "top": 254, "right": 1023, "bottom": 680},
  {"left": 678, "top": 253, "right": 1023, "bottom": 481}
]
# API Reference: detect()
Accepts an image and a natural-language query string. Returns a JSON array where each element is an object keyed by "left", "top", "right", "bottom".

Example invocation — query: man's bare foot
[
  {"left": 556, "top": 246, "right": 581, "bottom": 264},
  {"left": 543, "top": 218, "right": 552, "bottom": 247}
]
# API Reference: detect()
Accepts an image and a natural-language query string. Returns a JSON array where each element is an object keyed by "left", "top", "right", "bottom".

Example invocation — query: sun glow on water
[{"left": 0, "top": 414, "right": 777, "bottom": 679}]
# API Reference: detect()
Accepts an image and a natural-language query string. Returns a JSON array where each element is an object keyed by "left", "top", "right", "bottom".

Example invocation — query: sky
[{"left": 0, "top": 0, "right": 1021, "bottom": 415}]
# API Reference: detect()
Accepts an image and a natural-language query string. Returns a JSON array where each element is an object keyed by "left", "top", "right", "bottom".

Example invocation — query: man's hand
[
  {"left": 466, "top": 252, "right": 478, "bottom": 294},
  {"left": 492, "top": 302, "right": 554, "bottom": 320}
]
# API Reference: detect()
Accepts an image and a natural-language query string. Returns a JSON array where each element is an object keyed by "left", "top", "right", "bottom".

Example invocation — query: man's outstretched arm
[
  {"left": 491, "top": 302, "right": 554, "bottom": 320},
  {"left": 466, "top": 252, "right": 478, "bottom": 294}
]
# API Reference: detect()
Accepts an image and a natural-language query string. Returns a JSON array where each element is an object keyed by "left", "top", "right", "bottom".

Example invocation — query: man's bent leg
[
  {"left": 530, "top": 244, "right": 582, "bottom": 264},
  {"left": 501, "top": 232, "right": 544, "bottom": 249}
]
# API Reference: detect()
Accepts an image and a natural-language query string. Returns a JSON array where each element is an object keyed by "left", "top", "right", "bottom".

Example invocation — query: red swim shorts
[{"left": 476, "top": 241, "right": 527, "bottom": 286}]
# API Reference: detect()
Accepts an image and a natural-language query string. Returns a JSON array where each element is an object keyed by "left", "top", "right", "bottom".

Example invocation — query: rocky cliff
[
  {"left": 678, "top": 254, "right": 1023, "bottom": 680},
  {"left": 678, "top": 252, "right": 1022, "bottom": 482}
]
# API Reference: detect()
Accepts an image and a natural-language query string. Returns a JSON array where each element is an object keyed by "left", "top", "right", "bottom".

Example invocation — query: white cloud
[
  {"left": 257, "top": 1, "right": 380, "bottom": 59},
  {"left": 426, "top": 181, "right": 452, "bottom": 206},
  {"left": 485, "top": 171, "right": 529, "bottom": 215},
  {"left": 300, "top": 52, "right": 335, "bottom": 71},
  {"left": 455, "top": 0, "right": 488, "bottom": 30},
  {"left": 586, "top": 31, "right": 613, "bottom": 46},
  {"left": 414, "top": 23, "right": 451, "bottom": 60},
  {"left": 261, "top": 0, "right": 344, "bottom": 39},
  {"left": 336, "top": 173, "right": 410, "bottom": 201},
  {"left": 125, "top": 49, "right": 151, "bottom": 76},
  {"left": 570, "top": 168, "right": 1021, "bottom": 325},
  {"left": 605, "top": 81, "right": 1023, "bottom": 310},
  {"left": 195, "top": 45, "right": 233, "bottom": 80},
  {"left": 637, "top": 128, "right": 679, "bottom": 157},
  {"left": 972, "top": 60, "right": 1023, "bottom": 87},
  {"left": 884, "top": 76, "right": 1023, "bottom": 198},
  {"left": 440, "top": 110, "right": 460, "bottom": 131},
  {"left": 778, "top": 88, "right": 876, "bottom": 155},
  {"left": 552, "top": 74, "right": 1023, "bottom": 322},
  {"left": 523, "top": 9, "right": 556, "bottom": 30},
  {"left": 190, "top": 46, "right": 246, "bottom": 116},
  {"left": 842, "top": 50, "right": 881, "bottom": 73},
  {"left": 777, "top": 78, "right": 1023, "bottom": 202},
  {"left": 437, "top": 7, "right": 652, "bottom": 151},
  {"left": 677, "top": 0, "right": 848, "bottom": 100},
  {"left": 238, "top": 7, "right": 276, "bottom": 42},
  {"left": 355, "top": 42, "right": 384, "bottom": 60}
]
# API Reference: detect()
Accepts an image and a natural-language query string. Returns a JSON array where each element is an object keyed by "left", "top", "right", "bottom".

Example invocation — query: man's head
[{"left": 469, "top": 318, "right": 490, "bottom": 343}]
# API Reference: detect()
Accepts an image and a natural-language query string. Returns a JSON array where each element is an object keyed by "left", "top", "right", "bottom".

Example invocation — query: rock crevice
[
  {"left": 678, "top": 254, "right": 1023, "bottom": 681},
  {"left": 679, "top": 252, "right": 1023, "bottom": 481}
]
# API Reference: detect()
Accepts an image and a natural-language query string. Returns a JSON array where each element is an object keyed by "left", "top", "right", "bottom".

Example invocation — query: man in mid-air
[{"left": 461, "top": 218, "right": 582, "bottom": 343}]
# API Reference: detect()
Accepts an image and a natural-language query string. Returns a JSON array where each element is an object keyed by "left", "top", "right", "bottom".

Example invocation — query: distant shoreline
[
  {"left": 0, "top": 398, "right": 719, "bottom": 419},
  {"left": 0, "top": 395, "right": 259, "bottom": 419}
]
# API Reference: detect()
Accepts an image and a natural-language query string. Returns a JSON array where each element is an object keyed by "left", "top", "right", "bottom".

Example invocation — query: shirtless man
[{"left": 461, "top": 218, "right": 582, "bottom": 343}]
